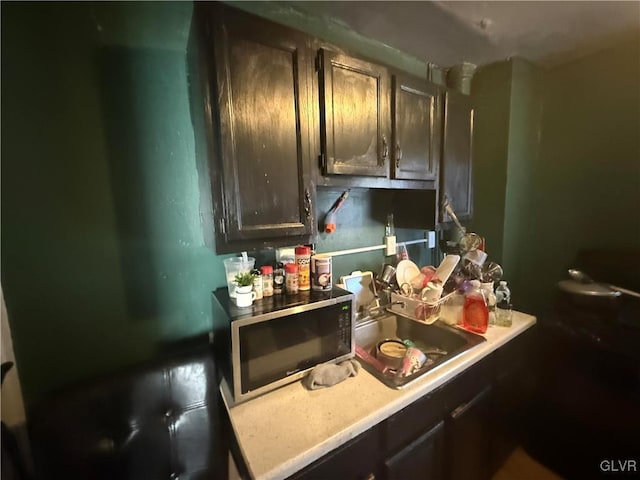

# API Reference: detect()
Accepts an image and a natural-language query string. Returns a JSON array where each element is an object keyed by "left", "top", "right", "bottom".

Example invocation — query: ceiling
[{"left": 289, "top": 1, "right": 640, "bottom": 68}]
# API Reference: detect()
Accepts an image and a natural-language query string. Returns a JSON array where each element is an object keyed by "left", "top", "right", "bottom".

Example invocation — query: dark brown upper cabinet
[
  {"left": 206, "top": 4, "right": 315, "bottom": 250},
  {"left": 318, "top": 49, "right": 390, "bottom": 177},
  {"left": 440, "top": 90, "right": 474, "bottom": 222},
  {"left": 392, "top": 74, "right": 442, "bottom": 181}
]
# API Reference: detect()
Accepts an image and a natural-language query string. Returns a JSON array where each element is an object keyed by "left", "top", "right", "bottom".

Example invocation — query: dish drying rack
[{"left": 387, "top": 291, "right": 456, "bottom": 324}]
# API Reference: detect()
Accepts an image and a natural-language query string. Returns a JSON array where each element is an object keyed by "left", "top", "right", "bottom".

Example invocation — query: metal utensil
[
  {"left": 568, "top": 269, "right": 640, "bottom": 299},
  {"left": 378, "top": 263, "right": 396, "bottom": 287},
  {"left": 481, "top": 262, "right": 504, "bottom": 283},
  {"left": 442, "top": 195, "right": 466, "bottom": 235},
  {"left": 442, "top": 196, "right": 485, "bottom": 257},
  {"left": 423, "top": 347, "right": 448, "bottom": 356},
  {"left": 567, "top": 269, "right": 594, "bottom": 283},
  {"left": 459, "top": 232, "right": 482, "bottom": 252}
]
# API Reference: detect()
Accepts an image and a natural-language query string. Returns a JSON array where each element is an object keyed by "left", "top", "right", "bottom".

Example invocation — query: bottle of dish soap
[{"left": 462, "top": 280, "right": 489, "bottom": 334}]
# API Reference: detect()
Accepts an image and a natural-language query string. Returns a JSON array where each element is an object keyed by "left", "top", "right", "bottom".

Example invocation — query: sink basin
[{"left": 354, "top": 314, "right": 486, "bottom": 388}]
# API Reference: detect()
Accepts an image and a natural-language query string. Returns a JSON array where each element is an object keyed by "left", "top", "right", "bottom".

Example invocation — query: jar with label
[
  {"left": 285, "top": 263, "right": 299, "bottom": 294},
  {"left": 311, "top": 254, "right": 332, "bottom": 291},
  {"left": 251, "top": 269, "right": 263, "bottom": 300},
  {"left": 273, "top": 262, "right": 285, "bottom": 295},
  {"left": 462, "top": 280, "right": 489, "bottom": 334},
  {"left": 295, "top": 246, "right": 311, "bottom": 291},
  {"left": 261, "top": 265, "right": 274, "bottom": 297}
]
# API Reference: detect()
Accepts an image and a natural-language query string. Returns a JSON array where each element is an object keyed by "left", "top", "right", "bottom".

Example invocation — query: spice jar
[
  {"left": 285, "top": 263, "right": 299, "bottom": 294},
  {"left": 252, "top": 269, "right": 263, "bottom": 300},
  {"left": 261, "top": 265, "right": 274, "bottom": 297},
  {"left": 273, "top": 262, "right": 285, "bottom": 295},
  {"left": 295, "top": 246, "right": 311, "bottom": 291}
]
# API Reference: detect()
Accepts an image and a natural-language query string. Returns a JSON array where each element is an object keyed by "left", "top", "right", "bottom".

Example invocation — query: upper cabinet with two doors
[
  {"left": 192, "top": 3, "right": 471, "bottom": 253},
  {"left": 317, "top": 49, "right": 443, "bottom": 185}
]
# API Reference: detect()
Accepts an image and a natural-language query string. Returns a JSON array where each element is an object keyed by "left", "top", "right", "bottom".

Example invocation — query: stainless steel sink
[{"left": 354, "top": 314, "right": 486, "bottom": 388}]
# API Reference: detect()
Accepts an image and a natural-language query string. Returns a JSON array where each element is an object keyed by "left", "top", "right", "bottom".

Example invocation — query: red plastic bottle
[{"left": 462, "top": 280, "right": 489, "bottom": 334}]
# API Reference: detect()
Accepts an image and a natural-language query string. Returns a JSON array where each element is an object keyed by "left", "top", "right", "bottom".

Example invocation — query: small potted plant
[
  {"left": 234, "top": 271, "right": 255, "bottom": 292},
  {"left": 234, "top": 271, "right": 256, "bottom": 307}
]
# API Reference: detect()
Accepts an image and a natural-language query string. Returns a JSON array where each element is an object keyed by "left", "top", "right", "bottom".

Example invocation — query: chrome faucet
[{"left": 366, "top": 300, "right": 406, "bottom": 317}]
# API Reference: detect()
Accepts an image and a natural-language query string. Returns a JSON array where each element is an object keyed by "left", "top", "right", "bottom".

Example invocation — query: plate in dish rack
[{"left": 396, "top": 260, "right": 420, "bottom": 288}]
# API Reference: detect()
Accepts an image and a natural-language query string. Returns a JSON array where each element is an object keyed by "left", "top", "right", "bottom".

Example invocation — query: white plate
[
  {"left": 396, "top": 260, "right": 420, "bottom": 288},
  {"left": 434, "top": 254, "right": 460, "bottom": 285}
]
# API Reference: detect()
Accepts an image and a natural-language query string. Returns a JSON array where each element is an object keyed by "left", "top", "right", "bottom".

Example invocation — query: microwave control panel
[{"left": 338, "top": 301, "right": 352, "bottom": 348}]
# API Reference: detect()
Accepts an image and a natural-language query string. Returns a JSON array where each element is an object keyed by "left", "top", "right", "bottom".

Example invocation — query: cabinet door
[
  {"left": 384, "top": 420, "right": 445, "bottom": 480},
  {"left": 212, "top": 5, "right": 314, "bottom": 242},
  {"left": 446, "top": 385, "right": 492, "bottom": 480},
  {"left": 392, "top": 75, "right": 442, "bottom": 180},
  {"left": 290, "top": 427, "right": 380, "bottom": 480},
  {"left": 490, "top": 328, "right": 536, "bottom": 473},
  {"left": 440, "top": 90, "right": 474, "bottom": 222},
  {"left": 318, "top": 49, "right": 390, "bottom": 177}
]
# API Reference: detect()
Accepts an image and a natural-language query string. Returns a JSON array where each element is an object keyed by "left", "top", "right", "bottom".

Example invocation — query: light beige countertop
[{"left": 222, "top": 311, "right": 536, "bottom": 480}]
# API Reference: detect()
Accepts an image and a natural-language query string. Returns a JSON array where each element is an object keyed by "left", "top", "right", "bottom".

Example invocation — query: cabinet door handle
[
  {"left": 396, "top": 141, "right": 402, "bottom": 169},
  {"left": 381, "top": 135, "right": 388, "bottom": 164},
  {"left": 304, "top": 188, "right": 312, "bottom": 219}
]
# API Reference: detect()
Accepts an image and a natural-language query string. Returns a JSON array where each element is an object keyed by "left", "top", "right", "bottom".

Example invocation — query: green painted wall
[
  {"left": 1, "top": 1, "right": 434, "bottom": 402},
  {"left": 1, "top": 1, "right": 224, "bottom": 402},
  {"left": 502, "top": 58, "right": 544, "bottom": 313},
  {"left": 469, "top": 61, "right": 513, "bottom": 264},
  {"left": 469, "top": 57, "right": 544, "bottom": 314},
  {"left": 314, "top": 188, "right": 435, "bottom": 283},
  {"left": 520, "top": 37, "right": 640, "bottom": 316},
  {"left": 471, "top": 40, "right": 639, "bottom": 318}
]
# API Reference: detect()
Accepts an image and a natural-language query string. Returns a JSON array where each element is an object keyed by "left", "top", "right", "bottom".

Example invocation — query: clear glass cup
[{"left": 223, "top": 257, "right": 255, "bottom": 298}]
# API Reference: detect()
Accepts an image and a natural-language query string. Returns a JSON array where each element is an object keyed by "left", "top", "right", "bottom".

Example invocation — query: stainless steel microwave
[{"left": 213, "top": 287, "right": 355, "bottom": 404}]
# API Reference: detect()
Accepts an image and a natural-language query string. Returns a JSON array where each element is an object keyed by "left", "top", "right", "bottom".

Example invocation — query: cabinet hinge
[
  {"left": 319, "top": 153, "right": 326, "bottom": 170},
  {"left": 219, "top": 217, "right": 226, "bottom": 235}
]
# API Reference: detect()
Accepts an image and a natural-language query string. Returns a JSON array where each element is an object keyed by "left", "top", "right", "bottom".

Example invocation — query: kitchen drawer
[
  {"left": 443, "top": 356, "right": 492, "bottom": 412},
  {"left": 383, "top": 420, "right": 445, "bottom": 480},
  {"left": 383, "top": 386, "right": 445, "bottom": 455},
  {"left": 289, "top": 427, "right": 381, "bottom": 480}
]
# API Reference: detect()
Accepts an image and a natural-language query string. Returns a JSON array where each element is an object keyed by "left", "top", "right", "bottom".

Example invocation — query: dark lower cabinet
[
  {"left": 490, "top": 330, "right": 536, "bottom": 472},
  {"left": 289, "top": 328, "right": 536, "bottom": 480},
  {"left": 384, "top": 421, "right": 445, "bottom": 480},
  {"left": 290, "top": 428, "right": 380, "bottom": 480},
  {"left": 446, "top": 386, "right": 493, "bottom": 480}
]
